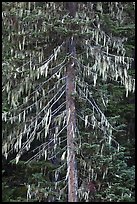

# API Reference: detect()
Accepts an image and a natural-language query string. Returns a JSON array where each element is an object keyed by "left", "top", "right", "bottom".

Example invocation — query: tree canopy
[{"left": 2, "top": 2, "right": 135, "bottom": 202}]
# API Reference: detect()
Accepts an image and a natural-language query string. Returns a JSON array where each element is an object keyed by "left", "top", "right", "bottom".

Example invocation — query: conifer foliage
[{"left": 2, "top": 2, "right": 135, "bottom": 202}]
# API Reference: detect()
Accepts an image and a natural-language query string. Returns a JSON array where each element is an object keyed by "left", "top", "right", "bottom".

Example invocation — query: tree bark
[{"left": 66, "top": 2, "right": 78, "bottom": 202}]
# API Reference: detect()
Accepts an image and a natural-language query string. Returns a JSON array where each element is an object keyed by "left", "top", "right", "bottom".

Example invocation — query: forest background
[{"left": 2, "top": 2, "right": 135, "bottom": 202}]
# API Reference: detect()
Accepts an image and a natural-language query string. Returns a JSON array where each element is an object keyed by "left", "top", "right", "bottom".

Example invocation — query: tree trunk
[{"left": 66, "top": 2, "right": 78, "bottom": 202}]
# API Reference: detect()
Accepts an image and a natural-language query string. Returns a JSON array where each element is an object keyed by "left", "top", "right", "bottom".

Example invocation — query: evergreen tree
[{"left": 2, "top": 2, "right": 135, "bottom": 202}]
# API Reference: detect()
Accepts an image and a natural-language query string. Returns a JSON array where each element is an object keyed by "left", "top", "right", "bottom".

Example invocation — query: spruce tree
[{"left": 2, "top": 2, "right": 135, "bottom": 202}]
